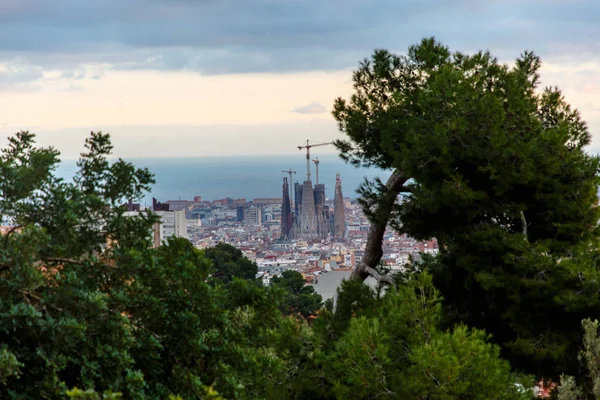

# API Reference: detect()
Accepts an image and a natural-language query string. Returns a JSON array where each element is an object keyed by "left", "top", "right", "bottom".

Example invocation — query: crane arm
[
  {"left": 311, "top": 142, "right": 332, "bottom": 148},
  {"left": 297, "top": 141, "right": 332, "bottom": 150},
  {"left": 297, "top": 141, "right": 332, "bottom": 181}
]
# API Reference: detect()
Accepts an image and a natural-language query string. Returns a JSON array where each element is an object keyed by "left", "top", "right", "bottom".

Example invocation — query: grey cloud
[
  {"left": 60, "top": 70, "right": 87, "bottom": 80},
  {"left": 0, "top": 0, "right": 599, "bottom": 80},
  {"left": 293, "top": 102, "right": 328, "bottom": 114}
]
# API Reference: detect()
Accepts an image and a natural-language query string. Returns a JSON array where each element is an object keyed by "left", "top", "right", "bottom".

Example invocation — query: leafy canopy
[
  {"left": 333, "top": 37, "right": 600, "bottom": 378},
  {"left": 0, "top": 132, "right": 289, "bottom": 399},
  {"left": 0, "top": 130, "right": 533, "bottom": 399}
]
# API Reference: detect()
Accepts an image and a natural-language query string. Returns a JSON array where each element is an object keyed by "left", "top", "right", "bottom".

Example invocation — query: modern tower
[
  {"left": 281, "top": 177, "right": 292, "bottom": 239},
  {"left": 333, "top": 173, "right": 346, "bottom": 239}
]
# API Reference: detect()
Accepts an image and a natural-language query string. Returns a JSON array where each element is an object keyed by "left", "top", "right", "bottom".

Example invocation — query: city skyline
[{"left": 0, "top": 1, "right": 599, "bottom": 158}]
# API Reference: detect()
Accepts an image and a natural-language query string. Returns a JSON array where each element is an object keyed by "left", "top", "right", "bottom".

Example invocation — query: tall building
[
  {"left": 244, "top": 207, "right": 262, "bottom": 226},
  {"left": 123, "top": 206, "right": 188, "bottom": 248},
  {"left": 313, "top": 183, "right": 327, "bottom": 239},
  {"left": 281, "top": 177, "right": 292, "bottom": 239},
  {"left": 153, "top": 209, "right": 188, "bottom": 245},
  {"left": 236, "top": 205, "right": 245, "bottom": 222},
  {"left": 333, "top": 173, "right": 346, "bottom": 239},
  {"left": 296, "top": 180, "right": 320, "bottom": 240},
  {"left": 294, "top": 182, "right": 303, "bottom": 218}
]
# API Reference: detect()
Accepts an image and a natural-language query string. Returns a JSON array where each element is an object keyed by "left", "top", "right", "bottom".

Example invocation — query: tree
[
  {"left": 0, "top": 132, "right": 289, "bottom": 399},
  {"left": 557, "top": 319, "right": 600, "bottom": 399},
  {"left": 333, "top": 38, "right": 600, "bottom": 377},
  {"left": 283, "top": 273, "right": 532, "bottom": 399},
  {"left": 271, "top": 270, "right": 323, "bottom": 318},
  {"left": 0, "top": 130, "right": 544, "bottom": 399},
  {"left": 203, "top": 242, "right": 259, "bottom": 284}
]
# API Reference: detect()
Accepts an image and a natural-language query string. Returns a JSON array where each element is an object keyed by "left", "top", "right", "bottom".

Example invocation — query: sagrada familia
[{"left": 280, "top": 173, "right": 346, "bottom": 241}]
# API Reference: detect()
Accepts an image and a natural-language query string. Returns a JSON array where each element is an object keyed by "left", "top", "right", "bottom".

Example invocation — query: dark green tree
[
  {"left": 271, "top": 270, "right": 323, "bottom": 318},
  {"left": 0, "top": 131, "right": 289, "bottom": 399},
  {"left": 333, "top": 38, "right": 600, "bottom": 378},
  {"left": 276, "top": 273, "right": 532, "bottom": 400},
  {"left": 0, "top": 130, "right": 546, "bottom": 400},
  {"left": 203, "top": 242, "right": 258, "bottom": 284}
]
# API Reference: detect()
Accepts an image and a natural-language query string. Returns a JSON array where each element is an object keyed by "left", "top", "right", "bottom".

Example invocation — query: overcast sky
[{"left": 1, "top": 0, "right": 599, "bottom": 158}]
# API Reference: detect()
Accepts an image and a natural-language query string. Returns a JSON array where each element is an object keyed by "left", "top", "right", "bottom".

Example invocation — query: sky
[{"left": 1, "top": 0, "right": 600, "bottom": 158}]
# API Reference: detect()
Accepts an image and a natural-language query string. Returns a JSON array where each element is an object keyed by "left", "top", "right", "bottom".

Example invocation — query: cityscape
[
  {"left": 1, "top": 1, "right": 597, "bottom": 398},
  {"left": 123, "top": 143, "right": 439, "bottom": 290}
]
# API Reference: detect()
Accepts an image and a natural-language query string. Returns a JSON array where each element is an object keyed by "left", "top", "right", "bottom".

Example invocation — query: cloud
[
  {"left": 0, "top": 0, "right": 598, "bottom": 81},
  {"left": 293, "top": 102, "right": 328, "bottom": 114},
  {"left": 0, "top": 62, "right": 44, "bottom": 91},
  {"left": 59, "top": 70, "right": 87, "bottom": 80}
]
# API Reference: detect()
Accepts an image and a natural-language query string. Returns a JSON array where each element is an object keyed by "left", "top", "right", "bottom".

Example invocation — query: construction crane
[
  {"left": 281, "top": 169, "right": 296, "bottom": 201},
  {"left": 311, "top": 158, "right": 320, "bottom": 185},
  {"left": 297, "top": 140, "right": 332, "bottom": 181}
]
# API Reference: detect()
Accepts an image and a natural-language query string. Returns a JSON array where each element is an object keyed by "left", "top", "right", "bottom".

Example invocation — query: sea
[{"left": 56, "top": 154, "right": 392, "bottom": 204}]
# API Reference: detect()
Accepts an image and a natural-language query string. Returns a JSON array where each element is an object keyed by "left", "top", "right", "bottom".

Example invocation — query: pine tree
[{"left": 333, "top": 38, "right": 600, "bottom": 377}]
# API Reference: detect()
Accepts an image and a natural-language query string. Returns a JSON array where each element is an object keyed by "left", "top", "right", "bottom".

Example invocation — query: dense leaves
[
  {"left": 334, "top": 37, "right": 600, "bottom": 378},
  {"left": 203, "top": 243, "right": 258, "bottom": 284},
  {"left": 0, "top": 132, "right": 288, "bottom": 399},
  {"left": 279, "top": 274, "right": 532, "bottom": 400},
  {"left": 271, "top": 270, "right": 323, "bottom": 318},
  {"left": 0, "top": 130, "right": 533, "bottom": 399}
]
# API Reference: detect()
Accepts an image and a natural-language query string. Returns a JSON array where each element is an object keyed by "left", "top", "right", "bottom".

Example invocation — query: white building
[
  {"left": 244, "top": 207, "right": 262, "bottom": 226},
  {"left": 124, "top": 209, "right": 188, "bottom": 247},
  {"left": 155, "top": 210, "right": 188, "bottom": 242}
]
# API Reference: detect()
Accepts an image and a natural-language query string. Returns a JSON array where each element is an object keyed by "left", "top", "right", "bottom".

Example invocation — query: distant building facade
[
  {"left": 244, "top": 207, "right": 262, "bottom": 226},
  {"left": 333, "top": 173, "right": 346, "bottom": 239},
  {"left": 236, "top": 205, "right": 245, "bottom": 222},
  {"left": 123, "top": 197, "right": 188, "bottom": 248},
  {"left": 253, "top": 198, "right": 281, "bottom": 207},
  {"left": 289, "top": 172, "right": 347, "bottom": 242},
  {"left": 153, "top": 209, "right": 188, "bottom": 245},
  {"left": 165, "top": 196, "right": 203, "bottom": 211},
  {"left": 281, "top": 177, "right": 292, "bottom": 239}
]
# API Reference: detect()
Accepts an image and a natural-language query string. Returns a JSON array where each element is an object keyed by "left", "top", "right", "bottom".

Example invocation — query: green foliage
[
  {"left": 558, "top": 319, "right": 600, "bottom": 399},
  {"left": 66, "top": 387, "right": 122, "bottom": 400},
  {"left": 271, "top": 270, "right": 323, "bottom": 318},
  {"left": 0, "top": 132, "right": 289, "bottom": 399},
  {"left": 334, "top": 37, "right": 600, "bottom": 378},
  {"left": 0, "top": 348, "right": 22, "bottom": 385},
  {"left": 203, "top": 242, "right": 259, "bottom": 284},
  {"left": 289, "top": 273, "right": 532, "bottom": 399},
  {"left": 0, "top": 129, "right": 543, "bottom": 399}
]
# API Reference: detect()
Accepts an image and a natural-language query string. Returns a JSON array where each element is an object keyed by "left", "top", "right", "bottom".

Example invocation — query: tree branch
[
  {"left": 364, "top": 266, "right": 395, "bottom": 285},
  {"left": 520, "top": 210, "right": 528, "bottom": 238},
  {"left": 351, "top": 169, "right": 409, "bottom": 283},
  {"left": 43, "top": 257, "right": 85, "bottom": 265},
  {"left": 3, "top": 224, "right": 24, "bottom": 249}
]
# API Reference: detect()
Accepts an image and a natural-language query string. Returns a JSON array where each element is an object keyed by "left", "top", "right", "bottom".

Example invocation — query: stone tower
[
  {"left": 297, "top": 180, "right": 320, "bottom": 240},
  {"left": 333, "top": 173, "right": 346, "bottom": 239},
  {"left": 313, "top": 183, "right": 328, "bottom": 239},
  {"left": 281, "top": 177, "right": 292, "bottom": 239}
]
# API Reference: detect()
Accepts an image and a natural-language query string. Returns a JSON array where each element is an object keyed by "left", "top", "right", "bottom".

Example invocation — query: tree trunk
[{"left": 351, "top": 169, "right": 409, "bottom": 283}]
